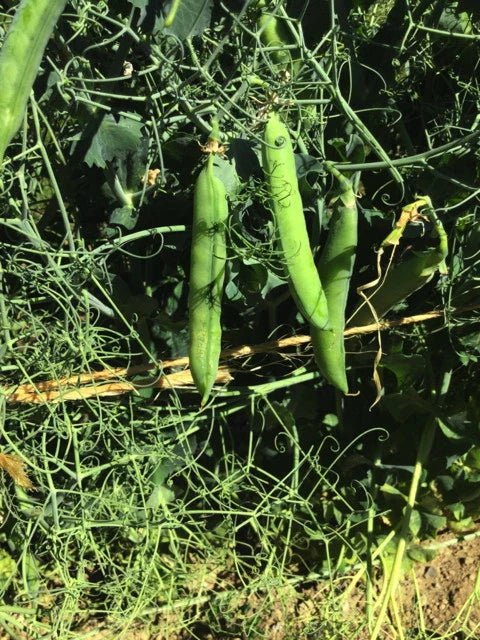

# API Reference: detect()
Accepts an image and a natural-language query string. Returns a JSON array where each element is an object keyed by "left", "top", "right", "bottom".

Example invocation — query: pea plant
[{"left": 0, "top": 0, "right": 479, "bottom": 638}]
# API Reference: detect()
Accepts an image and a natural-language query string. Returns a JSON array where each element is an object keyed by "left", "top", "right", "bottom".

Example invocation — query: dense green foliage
[{"left": 0, "top": 0, "right": 479, "bottom": 637}]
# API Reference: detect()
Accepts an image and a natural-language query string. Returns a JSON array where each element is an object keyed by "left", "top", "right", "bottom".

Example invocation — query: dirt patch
[
  {"left": 398, "top": 532, "right": 480, "bottom": 635},
  {"left": 2, "top": 533, "right": 480, "bottom": 639}
]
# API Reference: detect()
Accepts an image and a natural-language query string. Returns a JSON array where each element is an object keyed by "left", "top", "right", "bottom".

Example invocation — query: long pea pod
[
  {"left": 311, "top": 163, "right": 358, "bottom": 394},
  {"left": 262, "top": 112, "right": 329, "bottom": 329},
  {"left": 188, "top": 153, "right": 228, "bottom": 405},
  {"left": 349, "top": 206, "right": 448, "bottom": 327},
  {"left": 0, "top": 0, "right": 68, "bottom": 167}
]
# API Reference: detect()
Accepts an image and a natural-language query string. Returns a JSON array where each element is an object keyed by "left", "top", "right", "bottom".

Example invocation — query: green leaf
[
  {"left": 327, "top": 138, "right": 348, "bottom": 159},
  {"left": 323, "top": 413, "right": 339, "bottom": 427},
  {"left": 448, "top": 516, "right": 477, "bottom": 534},
  {"left": 406, "top": 544, "right": 437, "bottom": 564},
  {"left": 242, "top": 258, "right": 284, "bottom": 297},
  {"left": 211, "top": 156, "right": 240, "bottom": 197},
  {"left": 239, "top": 262, "right": 267, "bottom": 295},
  {"left": 437, "top": 416, "right": 469, "bottom": 441},
  {"left": 438, "top": 4, "right": 473, "bottom": 34},
  {"left": 84, "top": 115, "right": 143, "bottom": 169},
  {"left": 109, "top": 205, "right": 138, "bottom": 231},
  {"left": 163, "top": 0, "right": 213, "bottom": 39},
  {"left": 379, "top": 483, "right": 407, "bottom": 498},
  {"left": 382, "top": 392, "right": 432, "bottom": 422},
  {"left": 362, "top": 209, "right": 385, "bottom": 224},
  {"left": 224, "top": 277, "right": 242, "bottom": 302},
  {"left": 420, "top": 511, "right": 447, "bottom": 532},
  {"left": 146, "top": 484, "right": 175, "bottom": 509},
  {"left": 118, "top": 139, "right": 149, "bottom": 193},
  {"left": 0, "top": 549, "right": 16, "bottom": 589},
  {"left": 408, "top": 509, "right": 422, "bottom": 537},
  {"left": 381, "top": 353, "right": 426, "bottom": 388},
  {"left": 346, "top": 134, "right": 366, "bottom": 164},
  {"left": 465, "top": 446, "right": 480, "bottom": 471},
  {"left": 295, "top": 154, "right": 323, "bottom": 179},
  {"left": 447, "top": 501, "right": 465, "bottom": 520}
]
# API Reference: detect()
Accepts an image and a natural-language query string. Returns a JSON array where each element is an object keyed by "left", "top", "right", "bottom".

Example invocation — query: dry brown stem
[{"left": 4, "top": 305, "right": 478, "bottom": 404}]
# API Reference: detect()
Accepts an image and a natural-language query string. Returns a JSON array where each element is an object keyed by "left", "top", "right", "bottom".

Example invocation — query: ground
[{"left": 2, "top": 531, "right": 479, "bottom": 639}]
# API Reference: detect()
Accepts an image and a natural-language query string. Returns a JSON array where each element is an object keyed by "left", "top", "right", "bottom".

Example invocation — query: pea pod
[
  {"left": 311, "top": 163, "right": 358, "bottom": 394},
  {"left": 0, "top": 0, "right": 68, "bottom": 166},
  {"left": 188, "top": 154, "right": 228, "bottom": 405},
  {"left": 349, "top": 209, "right": 448, "bottom": 327},
  {"left": 256, "top": 1, "right": 300, "bottom": 74},
  {"left": 262, "top": 112, "right": 329, "bottom": 329}
]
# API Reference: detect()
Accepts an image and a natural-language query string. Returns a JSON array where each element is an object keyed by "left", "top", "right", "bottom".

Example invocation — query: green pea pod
[
  {"left": 349, "top": 211, "right": 448, "bottom": 327},
  {"left": 0, "top": 0, "right": 68, "bottom": 167},
  {"left": 257, "top": 3, "right": 300, "bottom": 75},
  {"left": 188, "top": 154, "right": 228, "bottom": 405},
  {"left": 311, "top": 163, "right": 358, "bottom": 394},
  {"left": 262, "top": 112, "right": 330, "bottom": 329}
]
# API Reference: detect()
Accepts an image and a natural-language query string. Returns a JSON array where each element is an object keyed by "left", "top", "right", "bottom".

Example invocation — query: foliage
[{"left": 0, "top": 0, "right": 479, "bottom": 637}]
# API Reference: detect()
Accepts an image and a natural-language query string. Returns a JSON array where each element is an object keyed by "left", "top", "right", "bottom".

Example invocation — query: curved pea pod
[
  {"left": 0, "top": 0, "right": 68, "bottom": 166},
  {"left": 349, "top": 212, "right": 448, "bottom": 327},
  {"left": 262, "top": 112, "right": 330, "bottom": 329},
  {"left": 188, "top": 154, "right": 228, "bottom": 405},
  {"left": 257, "top": 4, "right": 300, "bottom": 74},
  {"left": 311, "top": 164, "right": 358, "bottom": 394}
]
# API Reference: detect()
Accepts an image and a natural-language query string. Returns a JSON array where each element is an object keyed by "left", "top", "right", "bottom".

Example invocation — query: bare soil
[
  {"left": 2, "top": 532, "right": 480, "bottom": 639},
  {"left": 398, "top": 532, "right": 480, "bottom": 636}
]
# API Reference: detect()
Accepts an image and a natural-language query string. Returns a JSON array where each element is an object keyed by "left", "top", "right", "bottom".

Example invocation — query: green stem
[
  {"left": 281, "top": 13, "right": 403, "bottom": 185},
  {"left": 334, "top": 129, "right": 480, "bottom": 171},
  {"left": 370, "top": 416, "right": 438, "bottom": 640},
  {"left": 31, "top": 98, "right": 75, "bottom": 252}
]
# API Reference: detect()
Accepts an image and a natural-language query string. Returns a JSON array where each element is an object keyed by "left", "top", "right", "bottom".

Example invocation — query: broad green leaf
[
  {"left": 146, "top": 484, "right": 175, "bottom": 509},
  {"left": 211, "top": 155, "right": 240, "bottom": 196},
  {"left": 242, "top": 258, "right": 284, "bottom": 297},
  {"left": 448, "top": 516, "right": 477, "bottom": 534},
  {"left": 163, "top": 0, "right": 213, "bottom": 39},
  {"left": 226, "top": 138, "right": 261, "bottom": 181},
  {"left": 406, "top": 544, "right": 437, "bottom": 564},
  {"left": 109, "top": 205, "right": 138, "bottom": 231},
  {"left": 465, "top": 446, "right": 480, "bottom": 471},
  {"left": 84, "top": 115, "right": 143, "bottom": 169},
  {"left": 239, "top": 262, "right": 268, "bottom": 295},
  {"left": 224, "top": 277, "right": 242, "bottom": 302},
  {"left": 437, "top": 416, "right": 469, "bottom": 441},
  {"left": 420, "top": 511, "right": 447, "bottom": 532},
  {"left": 438, "top": 4, "right": 473, "bottom": 34},
  {"left": 346, "top": 134, "right": 366, "bottom": 164},
  {"left": 381, "top": 353, "right": 426, "bottom": 388},
  {"left": 295, "top": 154, "right": 323, "bottom": 179},
  {"left": 362, "top": 208, "right": 385, "bottom": 224},
  {"left": 382, "top": 392, "right": 432, "bottom": 422}
]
